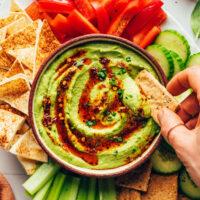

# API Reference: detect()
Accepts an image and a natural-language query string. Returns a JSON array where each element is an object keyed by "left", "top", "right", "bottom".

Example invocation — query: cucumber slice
[
  {"left": 170, "top": 51, "right": 185, "bottom": 75},
  {"left": 146, "top": 44, "right": 174, "bottom": 80},
  {"left": 180, "top": 169, "right": 200, "bottom": 199},
  {"left": 151, "top": 142, "right": 182, "bottom": 174},
  {"left": 187, "top": 53, "right": 200, "bottom": 67},
  {"left": 155, "top": 30, "right": 190, "bottom": 64}
]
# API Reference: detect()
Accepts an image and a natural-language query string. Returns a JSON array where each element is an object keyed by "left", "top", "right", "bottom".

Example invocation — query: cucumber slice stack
[
  {"left": 146, "top": 45, "right": 174, "bottom": 80},
  {"left": 170, "top": 51, "right": 185, "bottom": 75},
  {"left": 146, "top": 29, "right": 191, "bottom": 80},
  {"left": 155, "top": 30, "right": 191, "bottom": 64},
  {"left": 179, "top": 169, "right": 200, "bottom": 199}
]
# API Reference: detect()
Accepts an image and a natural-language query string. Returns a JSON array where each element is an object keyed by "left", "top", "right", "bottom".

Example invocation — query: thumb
[{"left": 157, "top": 108, "right": 188, "bottom": 146}]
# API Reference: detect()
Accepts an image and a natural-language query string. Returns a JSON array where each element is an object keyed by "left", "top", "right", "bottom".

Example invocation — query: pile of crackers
[
  {"left": 116, "top": 161, "right": 190, "bottom": 200},
  {"left": 0, "top": 0, "right": 60, "bottom": 175}
]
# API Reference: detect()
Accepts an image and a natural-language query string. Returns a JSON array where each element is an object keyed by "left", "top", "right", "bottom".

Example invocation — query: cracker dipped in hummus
[{"left": 33, "top": 42, "right": 179, "bottom": 170}]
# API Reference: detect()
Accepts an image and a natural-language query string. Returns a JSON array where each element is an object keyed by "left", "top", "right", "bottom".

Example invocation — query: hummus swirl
[{"left": 34, "top": 42, "right": 160, "bottom": 169}]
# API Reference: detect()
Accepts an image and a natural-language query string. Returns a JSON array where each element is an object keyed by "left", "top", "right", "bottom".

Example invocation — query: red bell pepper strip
[
  {"left": 74, "top": 0, "right": 95, "bottom": 20},
  {"left": 48, "top": 14, "right": 74, "bottom": 42},
  {"left": 124, "top": 0, "right": 163, "bottom": 38},
  {"left": 104, "top": 0, "right": 130, "bottom": 21},
  {"left": 107, "top": 0, "right": 143, "bottom": 36},
  {"left": 91, "top": 1, "right": 110, "bottom": 33},
  {"left": 140, "top": 26, "right": 161, "bottom": 48},
  {"left": 132, "top": 9, "right": 166, "bottom": 44},
  {"left": 37, "top": 0, "right": 75, "bottom": 14},
  {"left": 67, "top": 9, "right": 100, "bottom": 35},
  {"left": 25, "top": 1, "right": 41, "bottom": 20}
]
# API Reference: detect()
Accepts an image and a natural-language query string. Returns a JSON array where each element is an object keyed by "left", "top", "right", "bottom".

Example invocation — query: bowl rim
[{"left": 29, "top": 34, "right": 167, "bottom": 178}]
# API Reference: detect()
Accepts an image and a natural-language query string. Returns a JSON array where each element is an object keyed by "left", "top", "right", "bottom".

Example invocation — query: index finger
[{"left": 167, "top": 66, "right": 200, "bottom": 102}]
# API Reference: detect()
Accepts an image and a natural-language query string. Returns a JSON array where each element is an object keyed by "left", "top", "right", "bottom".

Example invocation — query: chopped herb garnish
[
  {"left": 109, "top": 78, "right": 117, "bottom": 86},
  {"left": 107, "top": 116, "right": 113, "bottom": 121},
  {"left": 120, "top": 68, "right": 127, "bottom": 74},
  {"left": 75, "top": 59, "right": 84, "bottom": 68},
  {"left": 103, "top": 109, "right": 110, "bottom": 116},
  {"left": 86, "top": 120, "right": 96, "bottom": 127},
  {"left": 132, "top": 148, "right": 138, "bottom": 153},
  {"left": 71, "top": 126, "right": 75, "bottom": 130},
  {"left": 97, "top": 68, "right": 107, "bottom": 81},
  {"left": 117, "top": 89, "right": 124, "bottom": 100},
  {"left": 117, "top": 67, "right": 127, "bottom": 75},
  {"left": 84, "top": 102, "right": 90, "bottom": 107},
  {"left": 111, "top": 112, "right": 116, "bottom": 116},
  {"left": 114, "top": 150, "right": 118, "bottom": 156},
  {"left": 126, "top": 56, "right": 131, "bottom": 62},
  {"left": 112, "top": 137, "right": 123, "bottom": 143},
  {"left": 142, "top": 121, "right": 147, "bottom": 128}
]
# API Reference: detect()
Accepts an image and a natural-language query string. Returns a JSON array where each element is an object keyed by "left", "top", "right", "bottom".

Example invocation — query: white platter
[{"left": 0, "top": 0, "right": 199, "bottom": 199}]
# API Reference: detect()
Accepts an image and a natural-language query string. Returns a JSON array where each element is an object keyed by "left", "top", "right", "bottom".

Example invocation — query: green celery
[
  {"left": 59, "top": 175, "right": 80, "bottom": 200},
  {"left": 46, "top": 172, "right": 66, "bottom": 200},
  {"left": 23, "top": 161, "right": 60, "bottom": 195},
  {"left": 76, "top": 177, "right": 89, "bottom": 200},
  {"left": 98, "top": 179, "right": 117, "bottom": 200},
  {"left": 88, "top": 178, "right": 97, "bottom": 200},
  {"left": 33, "top": 177, "right": 54, "bottom": 200}
]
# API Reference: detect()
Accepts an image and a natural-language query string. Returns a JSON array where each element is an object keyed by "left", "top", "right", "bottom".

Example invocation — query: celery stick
[
  {"left": 88, "top": 178, "right": 97, "bottom": 200},
  {"left": 98, "top": 179, "right": 117, "bottom": 200},
  {"left": 23, "top": 161, "right": 60, "bottom": 195},
  {"left": 33, "top": 177, "right": 54, "bottom": 200},
  {"left": 59, "top": 175, "right": 80, "bottom": 200},
  {"left": 76, "top": 177, "right": 89, "bottom": 200},
  {"left": 46, "top": 172, "right": 66, "bottom": 200}
]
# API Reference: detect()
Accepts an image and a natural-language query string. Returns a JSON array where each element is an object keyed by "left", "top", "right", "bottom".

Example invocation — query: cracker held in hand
[
  {"left": 10, "top": 129, "right": 48, "bottom": 162},
  {"left": 142, "top": 173, "right": 178, "bottom": 200},
  {"left": 116, "top": 161, "right": 152, "bottom": 192},
  {"left": 135, "top": 70, "right": 179, "bottom": 123},
  {"left": 34, "top": 20, "right": 60, "bottom": 76},
  {"left": 0, "top": 109, "right": 24, "bottom": 149},
  {"left": 117, "top": 188, "right": 141, "bottom": 200}
]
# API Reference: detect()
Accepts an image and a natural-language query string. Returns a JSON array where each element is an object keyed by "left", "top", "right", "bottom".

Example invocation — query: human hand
[{"left": 158, "top": 66, "right": 200, "bottom": 187}]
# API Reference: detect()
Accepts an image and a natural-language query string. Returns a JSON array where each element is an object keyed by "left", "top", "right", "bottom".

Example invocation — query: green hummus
[{"left": 34, "top": 42, "right": 160, "bottom": 169}]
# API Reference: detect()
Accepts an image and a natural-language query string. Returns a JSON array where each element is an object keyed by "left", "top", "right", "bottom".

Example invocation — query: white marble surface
[{"left": 0, "top": 0, "right": 199, "bottom": 200}]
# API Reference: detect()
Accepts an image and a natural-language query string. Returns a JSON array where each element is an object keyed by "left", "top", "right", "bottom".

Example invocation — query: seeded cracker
[
  {"left": 117, "top": 188, "right": 141, "bottom": 200},
  {"left": 116, "top": 161, "right": 152, "bottom": 192},
  {"left": 141, "top": 173, "right": 178, "bottom": 200}
]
